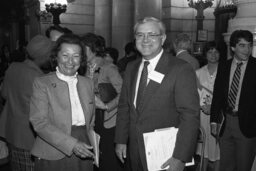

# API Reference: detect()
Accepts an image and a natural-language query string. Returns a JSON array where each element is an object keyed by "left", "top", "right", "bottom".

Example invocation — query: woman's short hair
[
  {"left": 203, "top": 41, "right": 219, "bottom": 57},
  {"left": 105, "top": 47, "right": 119, "bottom": 64},
  {"left": 50, "top": 34, "right": 86, "bottom": 68},
  {"left": 81, "top": 33, "right": 105, "bottom": 57}
]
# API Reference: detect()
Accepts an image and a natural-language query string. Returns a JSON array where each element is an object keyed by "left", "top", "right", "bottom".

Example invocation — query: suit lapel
[
  {"left": 239, "top": 56, "right": 255, "bottom": 108},
  {"left": 241, "top": 56, "right": 254, "bottom": 89},
  {"left": 139, "top": 53, "right": 170, "bottom": 112},
  {"left": 223, "top": 59, "right": 232, "bottom": 100}
]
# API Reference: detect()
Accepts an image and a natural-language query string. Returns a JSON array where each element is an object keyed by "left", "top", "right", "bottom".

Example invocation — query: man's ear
[
  {"left": 161, "top": 34, "right": 167, "bottom": 46},
  {"left": 231, "top": 47, "right": 235, "bottom": 52}
]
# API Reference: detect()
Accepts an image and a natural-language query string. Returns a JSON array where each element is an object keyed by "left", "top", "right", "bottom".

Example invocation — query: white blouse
[{"left": 56, "top": 67, "right": 85, "bottom": 126}]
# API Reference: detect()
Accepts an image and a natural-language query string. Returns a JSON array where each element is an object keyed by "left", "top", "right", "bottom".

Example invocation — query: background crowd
[{"left": 0, "top": 16, "right": 255, "bottom": 171}]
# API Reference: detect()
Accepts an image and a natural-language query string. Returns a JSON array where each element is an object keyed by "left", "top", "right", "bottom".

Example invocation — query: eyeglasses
[{"left": 135, "top": 32, "right": 162, "bottom": 41}]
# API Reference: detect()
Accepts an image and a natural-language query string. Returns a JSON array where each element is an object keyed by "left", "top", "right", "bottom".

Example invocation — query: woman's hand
[
  {"left": 201, "top": 104, "right": 211, "bottom": 115},
  {"left": 95, "top": 96, "right": 108, "bottom": 110},
  {"left": 73, "top": 141, "right": 94, "bottom": 158},
  {"left": 115, "top": 144, "right": 127, "bottom": 163}
]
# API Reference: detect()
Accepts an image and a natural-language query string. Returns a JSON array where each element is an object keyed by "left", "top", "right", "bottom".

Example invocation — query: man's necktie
[
  {"left": 136, "top": 61, "right": 150, "bottom": 109},
  {"left": 228, "top": 62, "right": 243, "bottom": 109}
]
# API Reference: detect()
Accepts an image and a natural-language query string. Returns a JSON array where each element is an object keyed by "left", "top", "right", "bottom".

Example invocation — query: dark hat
[{"left": 26, "top": 35, "right": 53, "bottom": 64}]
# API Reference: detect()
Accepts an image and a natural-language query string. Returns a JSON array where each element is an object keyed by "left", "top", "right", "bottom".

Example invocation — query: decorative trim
[{"left": 67, "top": 0, "right": 76, "bottom": 3}]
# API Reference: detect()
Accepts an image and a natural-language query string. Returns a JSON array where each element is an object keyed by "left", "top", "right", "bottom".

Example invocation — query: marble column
[
  {"left": 95, "top": 0, "right": 111, "bottom": 46},
  {"left": 134, "top": 0, "right": 162, "bottom": 21},
  {"left": 111, "top": 0, "right": 133, "bottom": 58},
  {"left": 223, "top": 0, "right": 256, "bottom": 58},
  {"left": 111, "top": 0, "right": 162, "bottom": 58}
]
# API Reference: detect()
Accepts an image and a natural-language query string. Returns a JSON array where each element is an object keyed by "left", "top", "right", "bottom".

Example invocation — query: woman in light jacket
[{"left": 30, "top": 34, "right": 95, "bottom": 171}]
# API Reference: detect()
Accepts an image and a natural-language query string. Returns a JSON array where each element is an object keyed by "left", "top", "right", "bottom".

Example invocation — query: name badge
[{"left": 148, "top": 70, "right": 164, "bottom": 84}]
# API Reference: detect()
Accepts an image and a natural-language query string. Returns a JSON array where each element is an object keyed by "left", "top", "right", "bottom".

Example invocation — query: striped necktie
[
  {"left": 136, "top": 61, "right": 150, "bottom": 109},
  {"left": 228, "top": 62, "right": 243, "bottom": 109}
]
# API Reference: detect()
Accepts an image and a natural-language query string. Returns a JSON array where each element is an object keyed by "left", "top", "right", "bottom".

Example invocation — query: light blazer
[
  {"left": 0, "top": 60, "right": 43, "bottom": 150},
  {"left": 115, "top": 52, "right": 200, "bottom": 170},
  {"left": 29, "top": 72, "right": 95, "bottom": 160},
  {"left": 176, "top": 50, "right": 200, "bottom": 70},
  {"left": 210, "top": 56, "right": 256, "bottom": 138}
]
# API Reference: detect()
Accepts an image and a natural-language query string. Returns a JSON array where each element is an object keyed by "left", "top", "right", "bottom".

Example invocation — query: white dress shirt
[{"left": 133, "top": 49, "right": 163, "bottom": 107}]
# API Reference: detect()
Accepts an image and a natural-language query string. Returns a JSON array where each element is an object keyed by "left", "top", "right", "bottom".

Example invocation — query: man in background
[
  {"left": 117, "top": 41, "right": 140, "bottom": 76},
  {"left": 173, "top": 33, "right": 200, "bottom": 70},
  {"left": 211, "top": 30, "right": 256, "bottom": 171},
  {"left": 45, "top": 25, "right": 72, "bottom": 42}
]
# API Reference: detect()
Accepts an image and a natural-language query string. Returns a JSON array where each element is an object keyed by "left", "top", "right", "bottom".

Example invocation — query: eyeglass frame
[{"left": 134, "top": 32, "right": 163, "bottom": 41}]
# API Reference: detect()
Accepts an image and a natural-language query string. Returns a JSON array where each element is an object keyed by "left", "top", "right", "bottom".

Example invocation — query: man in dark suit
[
  {"left": 210, "top": 30, "right": 256, "bottom": 171},
  {"left": 114, "top": 17, "right": 200, "bottom": 171}
]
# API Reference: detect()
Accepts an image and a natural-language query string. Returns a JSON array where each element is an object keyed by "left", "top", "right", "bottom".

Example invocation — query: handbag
[
  {"left": 98, "top": 83, "right": 117, "bottom": 103},
  {"left": 95, "top": 83, "right": 118, "bottom": 131}
]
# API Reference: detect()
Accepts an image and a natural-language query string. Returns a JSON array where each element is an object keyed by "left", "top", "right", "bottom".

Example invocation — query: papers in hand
[
  {"left": 143, "top": 127, "right": 178, "bottom": 171},
  {"left": 88, "top": 130, "right": 100, "bottom": 167},
  {"left": 143, "top": 127, "right": 194, "bottom": 171}
]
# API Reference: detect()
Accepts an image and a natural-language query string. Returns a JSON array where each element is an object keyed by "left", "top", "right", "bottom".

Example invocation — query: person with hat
[{"left": 0, "top": 34, "right": 53, "bottom": 171}]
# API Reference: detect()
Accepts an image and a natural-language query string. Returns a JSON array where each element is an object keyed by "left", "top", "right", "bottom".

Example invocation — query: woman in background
[
  {"left": 196, "top": 41, "right": 220, "bottom": 171},
  {"left": 81, "top": 33, "right": 125, "bottom": 171},
  {"left": 30, "top": 34, "right": 95, "bottom": 171},
  {"left": 104, "top": 47, "right": 119, "bottom": 65}
]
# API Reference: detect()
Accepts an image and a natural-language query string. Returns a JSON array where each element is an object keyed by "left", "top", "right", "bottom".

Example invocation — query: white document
[
  {"left": 88, "top": 130, "right": 100, "bottom": 167},
  {"left": 143, "top": 127, "right": 178, "bottom": 171},
  {"left": 143, "top": 127, "right": 194, "bottom": 171}
]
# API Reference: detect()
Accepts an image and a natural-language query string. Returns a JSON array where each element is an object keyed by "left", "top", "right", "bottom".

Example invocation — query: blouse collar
[{"left": 56, "top": 67, "right": 78, "bottom": 82}]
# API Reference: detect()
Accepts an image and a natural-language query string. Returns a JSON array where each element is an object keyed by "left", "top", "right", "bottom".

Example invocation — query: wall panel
[{"left": 162, "top": 0, "right": 216, "bottom": 45}]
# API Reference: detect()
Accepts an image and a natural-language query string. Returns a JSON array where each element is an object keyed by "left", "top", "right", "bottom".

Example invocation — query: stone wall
[
  {"left": 162, "top": 0, "right": 216, "bottom": 47},
  {"left": 38, "top": 0, "right": 94, "bottom": 36}
]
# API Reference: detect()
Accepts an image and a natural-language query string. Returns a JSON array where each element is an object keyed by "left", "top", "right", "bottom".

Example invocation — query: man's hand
[
  {"left": 161, "top": 157, "right": 185, "bottom": 171},
  {"left": 210, "top": 122, "right": 218, "bottom": 137},
  {"left": 115, "top": 144, "right": 127, "bottom": 163},
  {"left": 73, "top": 141, "right": 94, "bottom": 158},
  {"left": 211, "top": 122, "right": 222, "bottom": 142}
]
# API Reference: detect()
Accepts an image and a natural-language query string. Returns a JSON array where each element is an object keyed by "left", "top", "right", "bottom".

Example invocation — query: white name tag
[{"left": 148, "top": 70, "right": 164, "bottom": 84}]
